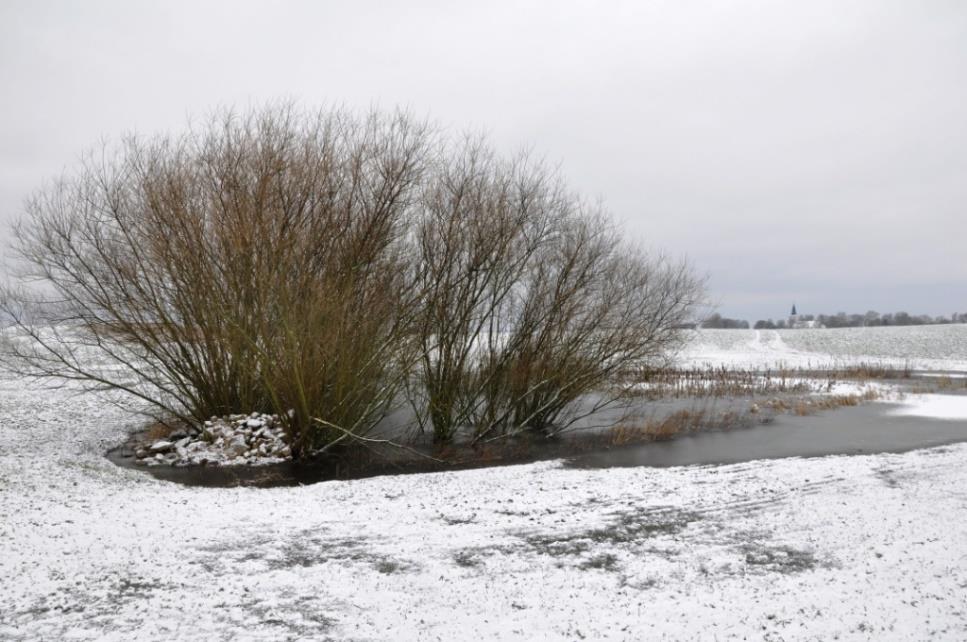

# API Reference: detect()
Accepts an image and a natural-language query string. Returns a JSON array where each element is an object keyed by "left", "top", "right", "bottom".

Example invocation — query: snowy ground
[
  {"left": 3, "top": 370, "right": 967, "bottom": 640},
  {"left": 681, "top": 325, "right": 967, "bottom": 371}
]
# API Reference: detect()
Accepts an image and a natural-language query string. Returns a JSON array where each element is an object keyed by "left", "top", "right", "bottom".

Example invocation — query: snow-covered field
[
  {"left": 3, "top": 328, "right": 967, "bottom": 640},
  {"left": 680, "top": 325, "right": 967, "bottom": 371}
]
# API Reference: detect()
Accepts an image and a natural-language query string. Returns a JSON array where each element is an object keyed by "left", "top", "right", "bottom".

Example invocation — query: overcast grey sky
[{"left": 1, "top": 0, "right": 964, "bottom": 321}]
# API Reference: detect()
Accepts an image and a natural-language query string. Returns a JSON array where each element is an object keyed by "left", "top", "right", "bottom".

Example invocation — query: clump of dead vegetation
[
  {"left": 632, "top": 362, "right": 912, "bottom": 400},
  {"left": 607, "top": 386, "right": 891, "bottom": 446},
  {"left": 608, "top": 408, "right": 730, "bottom": 445},
  {"left": 633, "top": 366, "right": 818, "bottom": 399},
  {"left": 908, "top": 375, "right": 967, "bottom": 393},
  {"left": 834, "top": 362, "right": 913, "bottom": 380},
  {"left": 763, "top": 388, "right": 886, "bottom": 416}
]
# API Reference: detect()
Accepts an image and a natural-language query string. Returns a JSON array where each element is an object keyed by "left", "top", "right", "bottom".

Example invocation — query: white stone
[
  {"left": 150, "top": 440, "right": 174, "bottom": 453},
  {"left": 226, "top": 435, "right": 248, "bottom": 457}
]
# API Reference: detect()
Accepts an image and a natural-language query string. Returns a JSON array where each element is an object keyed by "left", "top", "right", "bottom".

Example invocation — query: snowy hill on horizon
[{"left": 678, "top": 325, "right": 967, "bottom": 372}]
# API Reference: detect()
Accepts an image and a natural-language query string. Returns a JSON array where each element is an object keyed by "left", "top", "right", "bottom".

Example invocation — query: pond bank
[{"left": 106, "top": 380, "right": 967, "bottom": 487}]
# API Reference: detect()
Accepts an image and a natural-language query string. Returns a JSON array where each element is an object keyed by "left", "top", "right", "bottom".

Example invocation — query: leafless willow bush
[
  {"left": 0, "top": 106, "right": 429, "bottom": 457},
  {"left": 408, "top": 141, "right": 562, "bottom": 442},
  {"left": 410, "top": 140, "right": 703, "bottom": 443},
  {"left": 0, "top": 104, "right": 703, "bottom": 458},
  {"left": 474, "top": 219, "right": 702, "bottom": 442}
]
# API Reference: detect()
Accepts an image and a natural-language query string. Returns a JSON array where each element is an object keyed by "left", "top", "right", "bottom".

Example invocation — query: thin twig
[{"left": 311, "top": 417, "right": 446, "bottom": 464}]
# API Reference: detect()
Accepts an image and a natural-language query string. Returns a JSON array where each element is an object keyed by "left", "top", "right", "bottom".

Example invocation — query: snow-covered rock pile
[{"left": 135, "top": 413, "right": 292, "bottom": 467}]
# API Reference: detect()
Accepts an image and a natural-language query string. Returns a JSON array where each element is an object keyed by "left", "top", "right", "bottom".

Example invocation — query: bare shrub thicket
[
  {"left": 0, "top": 107, "right": 429, "bottom": 457},
  {"left": 409, "top": 142, "right": 561, "bottom": 442},
  {"left": 0, "top": 105, "right": 703, "bottom": 457},
  {"left": 411, "top": 141, "right": 702, "bottom": 443},
  {"left": 474, "top": 218, "right": 701, "bottom": 442}
]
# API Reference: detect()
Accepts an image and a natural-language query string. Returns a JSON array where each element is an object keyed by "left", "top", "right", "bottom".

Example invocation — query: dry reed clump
[
  {"left": 763, "top": 388, "right": 885, "bottom": 416},
  {"left": 607, "top": 407, "right": 753, "bottom": 445},
  {"left": 931, "top": 376, "right": 967, "bottom": 391},
  {"left": 632, "top": 362, "right": 916, "bottom": 401},
  {"left": 633, "top": 366, "right": 819, "bottom": 399},
  {"left": 607, "top": 385, "right": 890, "bottom": 447},
  {"left": 832, "top": 362, "right": 913, "bottom": 380}
]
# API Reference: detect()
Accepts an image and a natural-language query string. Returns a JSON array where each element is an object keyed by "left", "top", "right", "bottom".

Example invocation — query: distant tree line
[
  {"left": 700, "top": 313, "right": 750, "bottom": 329},
  {"left": 753, "top": 311, "right": 967, "bottom": 329}
]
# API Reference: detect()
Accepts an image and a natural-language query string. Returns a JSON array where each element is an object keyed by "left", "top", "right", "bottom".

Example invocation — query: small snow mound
[
  {"left": 149, "top": 440, "right": 174, "bottom": 453},
  {"left": 887, "top": 394, "right": 967, "bottom": 420}
]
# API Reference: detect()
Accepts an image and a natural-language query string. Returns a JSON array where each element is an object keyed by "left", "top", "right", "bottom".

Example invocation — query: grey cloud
[{"left": 1, "top": 0, "right": 964, "bottom": 320}]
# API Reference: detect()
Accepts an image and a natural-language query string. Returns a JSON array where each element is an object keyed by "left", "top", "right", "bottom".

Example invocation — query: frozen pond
[{"left": 572, "top": 395, "right": 967, "bottom": 470}]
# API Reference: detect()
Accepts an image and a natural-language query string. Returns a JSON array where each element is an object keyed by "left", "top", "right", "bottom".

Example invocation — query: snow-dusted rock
[
  {"left": 149, "top": 440, "right": 174, "bottom": 453},
  {"left": 226, "top": 435, "right": 248, "bottom": 457},
  {"left": 137, "top": 412, "right": 291, "bottom": 467}
]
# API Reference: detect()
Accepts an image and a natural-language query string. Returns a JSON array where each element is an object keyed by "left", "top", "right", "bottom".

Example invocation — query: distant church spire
[{"left": 791, "top": 303, "right": 797, "bottom": 316}]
